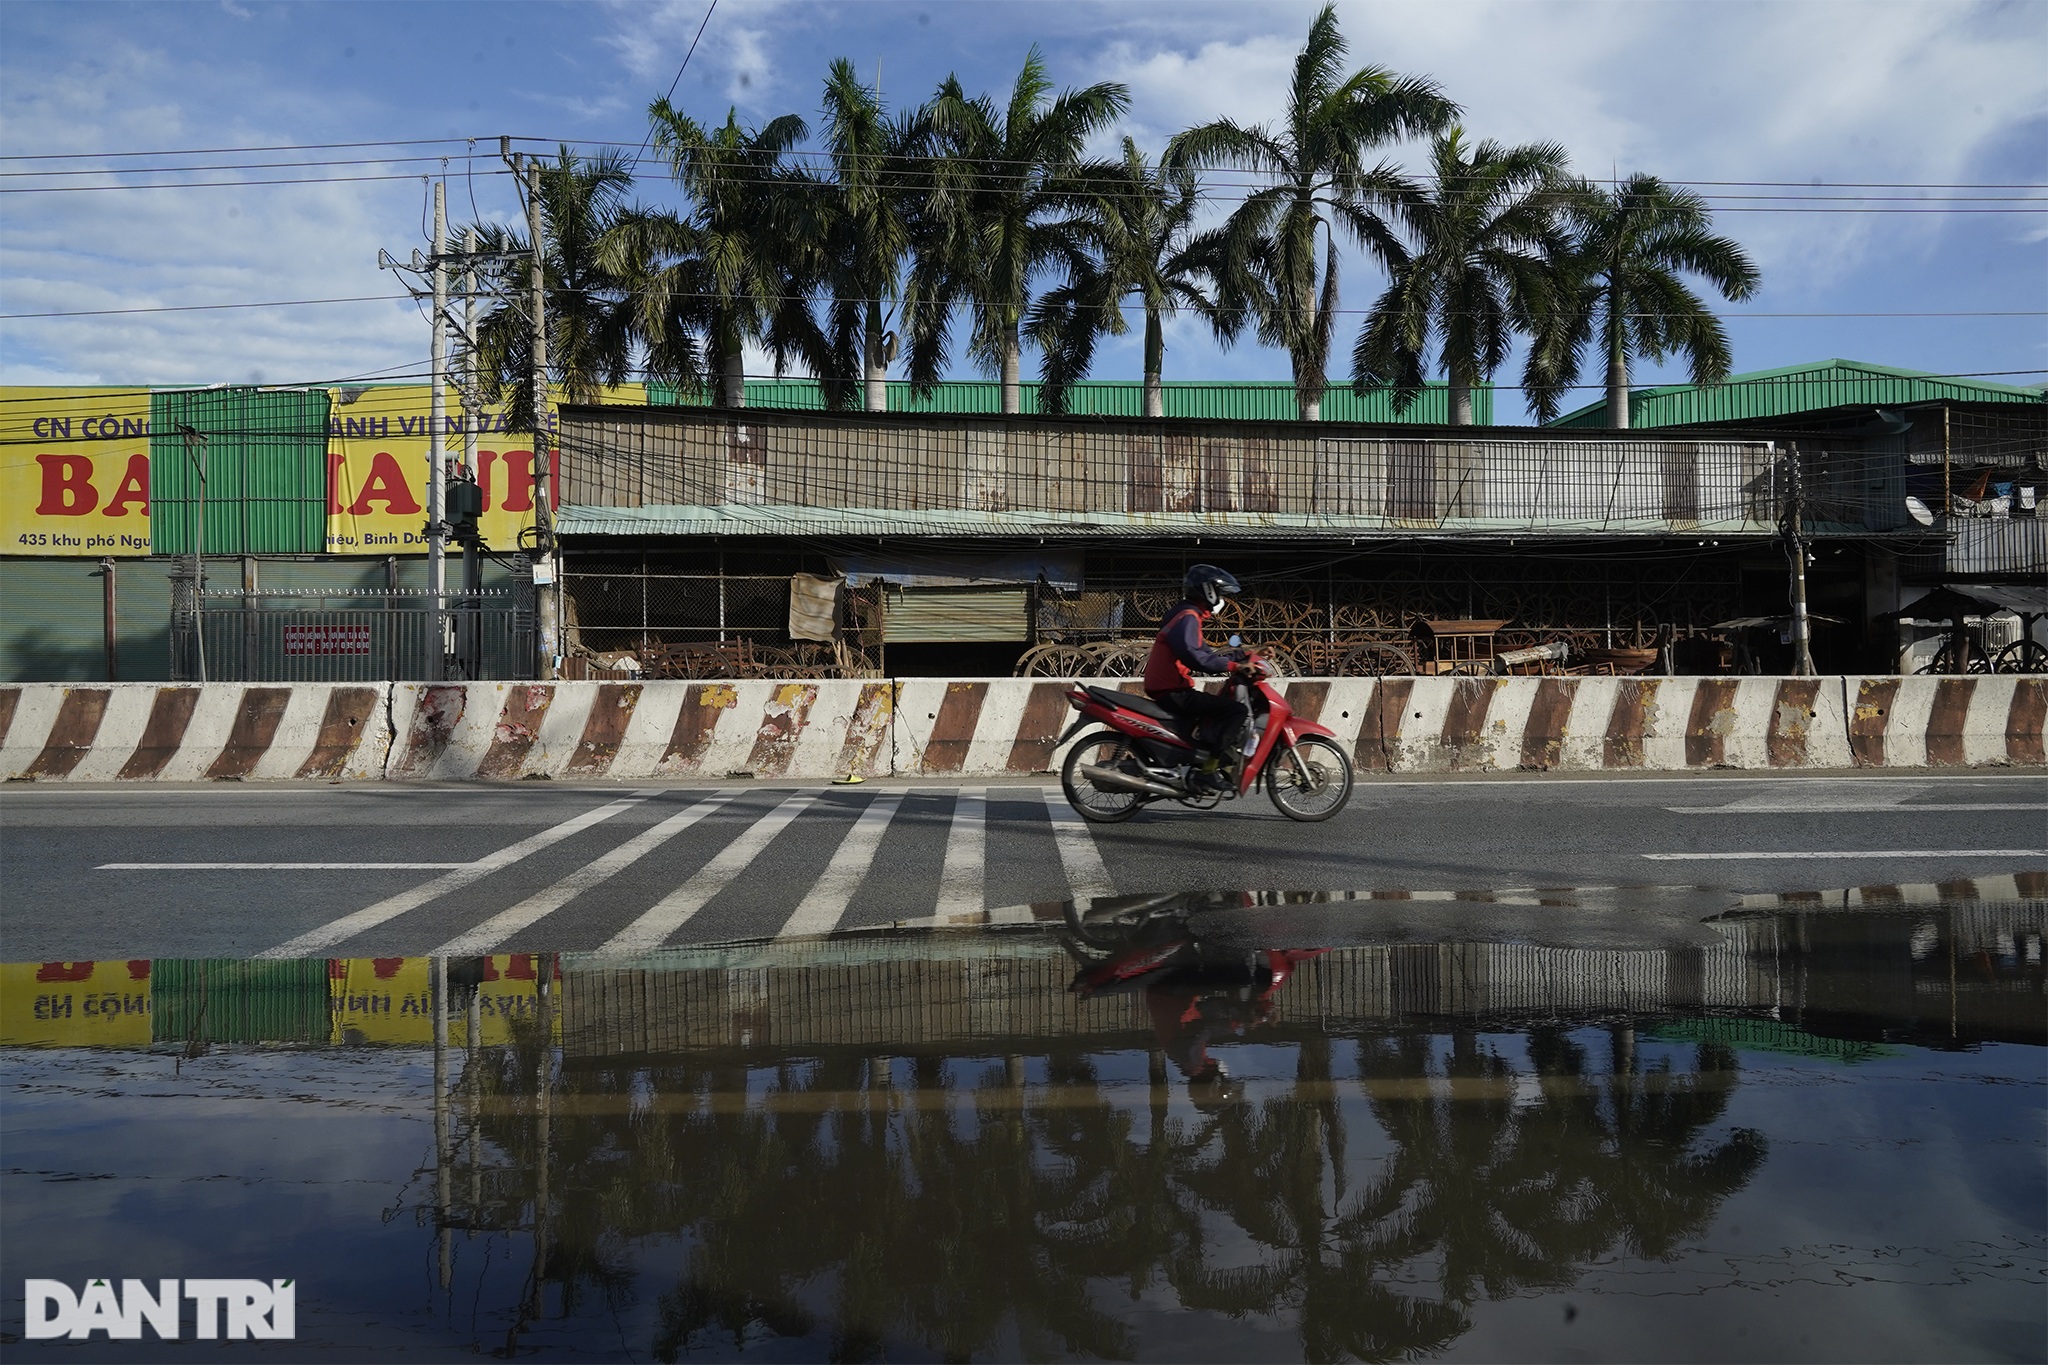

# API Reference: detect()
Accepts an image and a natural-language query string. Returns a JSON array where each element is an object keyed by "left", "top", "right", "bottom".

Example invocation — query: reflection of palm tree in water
[
  {"left": 456, "top": 1017, "right": 1763, "bottom": 1361},
  {"left": 1346, "top": 1025, "right": 1767, "bottom": 1307}
]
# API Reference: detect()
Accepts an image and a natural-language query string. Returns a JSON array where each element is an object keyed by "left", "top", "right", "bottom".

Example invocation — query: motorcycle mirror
[{"left": 1227, "top": 635, "right": 1242, "bottom": 648}]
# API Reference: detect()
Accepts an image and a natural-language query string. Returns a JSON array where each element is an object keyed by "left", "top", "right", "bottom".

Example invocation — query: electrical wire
[{"left": 630, "top": 0, "right": 720, "bottom": 174}]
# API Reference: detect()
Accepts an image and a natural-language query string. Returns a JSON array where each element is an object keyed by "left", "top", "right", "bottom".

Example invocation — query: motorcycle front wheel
[
  {"left": 1061, "top": 732, "right": 1150, "bottom": 823},
  {"left": 1267, "top": 735, "right": 1354, "bottom": 822}
]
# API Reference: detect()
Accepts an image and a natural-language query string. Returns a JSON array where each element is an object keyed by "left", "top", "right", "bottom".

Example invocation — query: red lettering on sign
[
  {"left": 103, "top": 452, "right": 150, "bottom": 517},
  {"left": 34, "top": 454, "right": 99, "bottom": 515},
  {"left": 127, "top": 960, "right": 152, "bottom": 980},
  {"left": 36, "top": 962, "right": 95, "bottom": 982},
  {"left": 327, "top": 451, "right": 348, "bottom": 515},
  {"left": 347, "top": 451, "right": 422, "bottom": 516},
  {"left": 497, "top": 450, "right": 535, "bottom": 512},
  {"left": 371, "top": 958, "right": 406, "bottom": 979}
]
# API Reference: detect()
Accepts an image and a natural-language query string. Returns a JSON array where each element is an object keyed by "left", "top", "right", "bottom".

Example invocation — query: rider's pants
[{"left": 1149, "top": 687, "right": 1249, "bottom": 762}]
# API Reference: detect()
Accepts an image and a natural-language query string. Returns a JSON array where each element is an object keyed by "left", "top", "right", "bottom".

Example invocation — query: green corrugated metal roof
[
  {"left": 647, "top": 378, "right": 1492, "bottom": 424},
  {"left": 1548, "top": 359, "right": 2045, "bottom": 429}
]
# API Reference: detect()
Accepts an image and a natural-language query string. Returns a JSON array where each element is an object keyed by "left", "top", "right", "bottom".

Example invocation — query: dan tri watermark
[{"left": 24, "top": 1278, "right": 295, "bottom": 1341}]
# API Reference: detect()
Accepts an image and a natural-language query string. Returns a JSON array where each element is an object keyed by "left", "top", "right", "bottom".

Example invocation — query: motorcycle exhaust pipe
[{"left": 1077, "top": 763, "right": 1185, "bottom": 799}]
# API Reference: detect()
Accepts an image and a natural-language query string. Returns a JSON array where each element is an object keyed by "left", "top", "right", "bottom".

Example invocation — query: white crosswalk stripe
[
  {"left": 432, "top": 795, "right": 735, "bottom": 955},
  {"left": 775, "top": 792, "right": 906, "bottom": 939},
  {"left": 255, "top": 787, "right": 1121, "bottom": 955},
  {"left": 597, "top": 792, "right": 820, "bottom": 954},
  {"left": 256, "top": 793, "right": 653, "bottom": 959},
  {"left": 1040, "top": 788, "right": 1117, "bottom": 900},
  {"left": 935, "top": 787, "right": 986, "bottom": 918}
]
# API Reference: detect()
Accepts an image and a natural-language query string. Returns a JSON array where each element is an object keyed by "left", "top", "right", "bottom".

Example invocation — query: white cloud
[
  {"left": 1095, "top": 0, "right": 2048, "bottom": 296},
  {"left": 1, "top": 44, "right": 440, "bottom": 387}
]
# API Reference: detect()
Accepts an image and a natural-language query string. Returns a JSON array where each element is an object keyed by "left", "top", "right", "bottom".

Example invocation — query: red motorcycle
[{"left": 1055, "top": 651, "right": 1354, "bottom": 823}]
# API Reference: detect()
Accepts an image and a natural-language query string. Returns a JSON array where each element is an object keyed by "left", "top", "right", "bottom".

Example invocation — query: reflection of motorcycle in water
[
  {"left": 1065, "top": 893, "right": 1329, "bottom": 1110},
  {"left": 1055, "top": 652, "right": 1354, "bottom": 824}
]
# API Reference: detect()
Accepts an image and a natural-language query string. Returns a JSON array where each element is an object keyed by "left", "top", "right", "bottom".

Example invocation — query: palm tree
[
  {"left": 809, "top": 59, "right": 932, "bottom": 412},
  {"left": 1170, "top": 3, "right": 1456, "bottom": 421},
  {"left": 1026, "top": 137, "right": 1214, "bottom": 417},
  {"left": 465, "top": 146, "right": 640, "bottom": 432},
  {"left": 905, "top": 49, "right": 1129, "bottom": 415},
  {"left": 1352, "top": 129, "right": 1573, "bottom": 425},
  {"left": 635, "top": 100, "right": 828, "bottom": 408},
  {"left": 1525, "top": 173, "right": 1761, "bottom": 425}
]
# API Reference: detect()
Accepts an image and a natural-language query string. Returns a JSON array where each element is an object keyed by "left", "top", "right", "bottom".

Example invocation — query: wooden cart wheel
[{"left": 1339, "top": 642, "right": 1416, "bottom": 677}]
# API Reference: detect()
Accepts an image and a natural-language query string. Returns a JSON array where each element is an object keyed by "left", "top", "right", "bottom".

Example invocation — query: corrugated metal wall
[
  {"left": 0, "top": 554, "right": 518, "bottom": 681},
  {"left": 882, "top": 587, "right": 1031, "bottom": 643},
  {"left": 1550, "top": 363, "right": 2046, "bottom": 429},
  {"left": 152, "top": 958, "right": 332, "bottom": 1044},
  {"left": 150, "top": 388, "right": 330, "bottom": 554}
]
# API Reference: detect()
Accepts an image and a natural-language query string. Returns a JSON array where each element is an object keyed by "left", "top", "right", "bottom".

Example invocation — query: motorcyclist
[
  {"left": 1143, "top": 564, "right": 1251, "bottom": 784},
  {"left": 1141, "top": 945, "right": 1329, "bottom": 1112}
]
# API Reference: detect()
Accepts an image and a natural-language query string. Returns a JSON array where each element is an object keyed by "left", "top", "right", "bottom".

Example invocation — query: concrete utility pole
[
  {"left": 427, "top": 181, "right": 449, "bottom": 682},
  {"left": 460, "top": 225, "right": 483, "bottom": 677},
  {"left": 526, "top": 156, "right": 560, "bottom": 679},
  {"left": 1785, "top": 443, "right": 1815, "bottom": 676}
]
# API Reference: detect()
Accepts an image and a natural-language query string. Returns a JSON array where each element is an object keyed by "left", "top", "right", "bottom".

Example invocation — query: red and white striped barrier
[
  {"left": 383, "top": 680, "right": 896, "bottom": 781},
  {"left": 0, "top": 675, "right": 2040, "bottom": 781},
  {"left": 0, "top": 683, "right": 390, "bottom": 782}
]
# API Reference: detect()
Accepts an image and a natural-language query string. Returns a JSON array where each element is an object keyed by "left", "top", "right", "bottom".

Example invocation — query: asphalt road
[{"left": 1, "top": 770, "right": 2043, "bottom": 960}]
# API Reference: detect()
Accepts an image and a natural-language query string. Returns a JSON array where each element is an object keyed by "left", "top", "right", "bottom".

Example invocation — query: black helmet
[{"left": 1182, "top": 564, "right": 1241, "bottom": 613}]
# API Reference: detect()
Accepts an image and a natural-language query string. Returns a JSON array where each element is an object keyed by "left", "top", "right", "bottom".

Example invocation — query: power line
[
  {"left": 0, "top": 295, "right": 420, "bottom": 321},
  {"left": 630, "top": 0, "right": 720, "bottom": 173},
  {"left": 8, "top": 293, "right": 2048, "bottom": 323},
  {"left": 0, "top": 171, "right": 511, "bottom": 195},
  {"left": 0, "top": 137, "right": 564, "bottom": 161}
]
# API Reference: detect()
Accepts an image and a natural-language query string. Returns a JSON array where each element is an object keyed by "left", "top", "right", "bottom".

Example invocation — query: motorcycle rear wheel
[
  {"left": 1061, "top": 732, "right": 1150, "bottom": 823},
  {"left": 1267, "top": 736, "right": 1354, "bottom": 822}
]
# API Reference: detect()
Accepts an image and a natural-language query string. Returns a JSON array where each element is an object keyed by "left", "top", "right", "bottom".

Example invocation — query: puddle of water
[{"left": 2, "top": 893, "right": 2043, "bottom": 1362}]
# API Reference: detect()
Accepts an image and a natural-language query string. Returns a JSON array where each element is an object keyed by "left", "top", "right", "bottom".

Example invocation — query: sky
[{"left": 2, "top": 0, "right": 2044, "bottom": 422}]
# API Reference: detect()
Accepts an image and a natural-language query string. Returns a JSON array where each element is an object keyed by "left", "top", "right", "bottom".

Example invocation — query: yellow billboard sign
[
  {"left": 0, "top": 388, "right": 157, "bottom": 557},
  {"left": 325, "top": 382, "right": 648, "bottom": 556},
  {"left": 0, "top": 960, "right": 154, "bottom": 1046},
  {"left": 327, "top": 385, "right": 543, "bottom": 556},
  {"left": 1, "top": 383, "right": 646, "bottom": 557},
  {"left": 328, "top": 955, "right": 561, "bottom": 1045}
]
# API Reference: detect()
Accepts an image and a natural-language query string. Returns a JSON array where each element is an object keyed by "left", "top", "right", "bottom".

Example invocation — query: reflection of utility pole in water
[
  {"left": 467, "top": 979, "right": 482, "bottom": 1220},
  {"left": 532, "top": 957, "right": 554, "bottom": 1319},
  {"left": 433, "top": 956, "right": 452, "bottom": 1292},
  {"left": 498, "top": 954, "right": 556, "bottom": 1359}
]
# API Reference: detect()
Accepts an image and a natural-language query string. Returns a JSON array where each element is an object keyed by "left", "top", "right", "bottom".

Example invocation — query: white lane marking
[
  {"left": 935, "top": 788, "right": 986, "bottom": 919},
  {"left": 775, "top": 794, "right": 907, "bottom": 939},
  {"left": 597, "top": 793, "right": 818, "bottom": 954},
  {"left": 1667, "top": 802, "right": 2047, "bottom": 814},
  {"left": 432, "top": 796, "right": 735, "bottom": 955},
  {"left": 99, "top": 862, "right": 467, "bottom": 870},
  {"left": 254, "top": 796, "right": 650, "bottom": 958},
  {"left": 1040, "top": 788, "right": 1116, "bottom": 900},
  {"left": 1643, "top": 849, "right": 2048, "bottom": 861}
]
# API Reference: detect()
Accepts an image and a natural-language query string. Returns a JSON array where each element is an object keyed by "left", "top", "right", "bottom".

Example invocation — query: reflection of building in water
[
  {"left": 554, "top": 903, "right": 2043, "bottom": 1060},
  {"left": 5, "top": 903, "right": 2033, "bottom": 1361},
  {"left": 1, "top": 901, "right": 2039, "bottom": 1050}
]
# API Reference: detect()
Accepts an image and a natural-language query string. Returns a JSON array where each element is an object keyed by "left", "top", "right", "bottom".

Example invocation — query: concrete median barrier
[
  {"left": 0, "top": 676, "right": 2039, "bottom": 782},
  {"left": 0, "top": 683, "right": 391, "bottom": 782}
]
